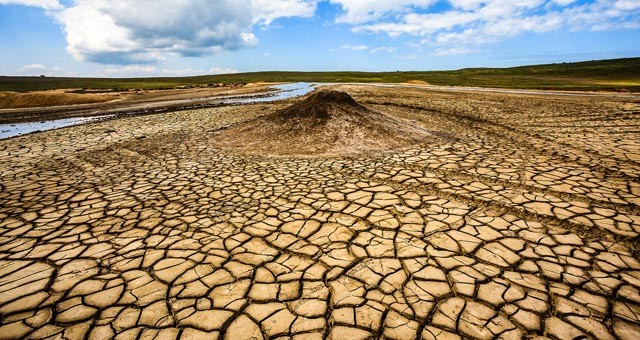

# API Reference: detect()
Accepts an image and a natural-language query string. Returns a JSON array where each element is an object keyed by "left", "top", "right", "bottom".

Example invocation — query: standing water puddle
[
  {"left": 0, "top": 115, "right": 115, "bottom": 140},
  {"left": 0, "top": 82, "right": 319, "bottom": 140},
  {"left": 223, "top": 82, "right": 318, "bottom": 104}
]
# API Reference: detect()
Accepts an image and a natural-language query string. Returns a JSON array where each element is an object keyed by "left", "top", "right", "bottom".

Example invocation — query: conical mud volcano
[{"left": 212, "top": 90, "right": 433, "bottom": 156}]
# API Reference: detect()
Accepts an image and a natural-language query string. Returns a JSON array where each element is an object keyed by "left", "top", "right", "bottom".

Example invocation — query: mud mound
[
  {"left": 211, "top": 90, "right": 434, "bottom": 156},
  {"left": 276, "top": 90, "right": 366, "bottom": 120}
]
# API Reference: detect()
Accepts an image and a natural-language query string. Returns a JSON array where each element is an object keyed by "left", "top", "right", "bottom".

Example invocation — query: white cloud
[
  {"left": 100, "top": 66, "right": 239, "bottom": 77},
  {"left": 350, "top": 0, "right": 640, "bottom": 53},
  {"left": 18, "top": 63, "right": 62, "bottom": 75},
  {"left": 448, "top": 0, "right": 485, "bottom": 10},
  {"left": 21, "top": 63, "right": 48, "bottom": 70},
  {"left": 339, "top": 44, "right": 396, "bottom": 54},
  {"left": 0, "top": 0, "right": 61, "bottom": 9},
  {"left": 330, "top": 0, "right": 437, "bottom": 24},
  {"left": 341, "top": 44, "right": 370, "bottom": 50},
  {"left": 355, "top": 10, "right": 478, "bottom": 37},
  {"left": 52, "top": 0, "right": 317, "bottom": 65},
  {"left": 21, "top": 63, "right": 61, "bottom": 71},
  {"left": 251, "top": 0, "right": 317, "bottom": 25},
  {"left": 551, "top": 0, "right": 577, "bottom": 5},
  {"left": 429, "top": 47, "right": 477, "bottom": 56},
  {"left": 563, "top": 0, "right": 640, "bottom": 30},
  {"left": 369, "top": 46, "right": 396, "bottom": 53},
  {"left": 55, "top": 0, "right": 257, "bottom": 64},
  {"left": 614, "top": 0, "right": 640, "bottom": 10},
  {"left": 209, "top": 67, "right": 240, "bottom": 74}
]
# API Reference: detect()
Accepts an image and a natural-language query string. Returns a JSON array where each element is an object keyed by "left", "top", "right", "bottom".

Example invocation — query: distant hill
[
  {"left": 447, "top": 58, "right": 640, "bottom": 81},
  {"left": 2, "top": 57, "right": 639, "bottom": 92}
]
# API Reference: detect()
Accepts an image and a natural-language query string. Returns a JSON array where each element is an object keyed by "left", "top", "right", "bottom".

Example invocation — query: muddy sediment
[
  {"left": 0, "top": 84, "right": 274, "bottom": 124},
  {"left": 0, "top": 85, "right": 639, "bottom": 339},
  {"left": 212, "top": 90, "right": 435, "bottom": 156}
]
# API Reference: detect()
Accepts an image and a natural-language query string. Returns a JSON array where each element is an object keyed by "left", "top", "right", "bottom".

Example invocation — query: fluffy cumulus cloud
[
  {"left": 54, "top": 0, "right": 258, "bottom": 64},
  {"left": 0, "top": 0, "right": 61, "bottom": 9},
  {"left": 350, "top": 0, "right": 640, "bottom": 53},
  {"left": 23, "top": 0, "right": 316, "bottom": 64}
]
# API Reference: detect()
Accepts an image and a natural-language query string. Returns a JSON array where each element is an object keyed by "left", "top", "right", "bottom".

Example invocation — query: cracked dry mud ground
[{"left": 1, "top": 85, "right": 639, "bottom": 340}]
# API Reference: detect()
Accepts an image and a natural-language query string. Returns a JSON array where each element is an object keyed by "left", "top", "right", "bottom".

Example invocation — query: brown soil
[
  {"left": 0, "top": 90, "right": 114, "bottom": 109},
  {"left": 211, "top": 90, "right": 434, "bottom": 156}
]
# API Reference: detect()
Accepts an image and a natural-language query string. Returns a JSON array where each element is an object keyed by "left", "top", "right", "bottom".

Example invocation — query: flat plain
[{"left": 0, "top": 84, "right": 639, "bottom": 339}]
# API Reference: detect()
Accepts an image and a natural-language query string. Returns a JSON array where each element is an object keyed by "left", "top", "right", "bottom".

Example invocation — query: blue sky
[{"left": 1, "top": 0, "right": 639, "bottom": 77}]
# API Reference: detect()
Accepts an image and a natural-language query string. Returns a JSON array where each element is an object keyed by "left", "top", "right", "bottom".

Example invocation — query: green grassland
[{"left": 1, "top": 57, "right": 639, "bottom": 92}]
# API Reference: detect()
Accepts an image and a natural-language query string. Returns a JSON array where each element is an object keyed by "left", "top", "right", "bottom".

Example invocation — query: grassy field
[{"left": 1, "top": 57, "right": 639, "bottom": 92}]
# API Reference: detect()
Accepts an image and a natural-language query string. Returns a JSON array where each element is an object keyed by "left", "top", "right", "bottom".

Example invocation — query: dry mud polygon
[{"left": 0, "top": 85, "right": 639, "bottom": 339}]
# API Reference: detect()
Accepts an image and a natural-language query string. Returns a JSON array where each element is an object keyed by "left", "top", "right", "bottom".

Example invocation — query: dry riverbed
[
  {"left": 0, "top": 83, "right": 271, "bottom": 124},
  {"left": 0, "top": 85, "right": 639, "bottom": 339}
]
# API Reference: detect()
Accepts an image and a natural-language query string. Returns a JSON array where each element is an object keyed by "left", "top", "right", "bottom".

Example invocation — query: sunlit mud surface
[{"left": 0, "top": 85, "right": 639, "bottom": 339}]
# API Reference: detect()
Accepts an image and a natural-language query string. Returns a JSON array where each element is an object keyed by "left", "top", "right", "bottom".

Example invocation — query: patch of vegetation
[{"left": 2, "top": 57, "right": 639, "bottom": 92}]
